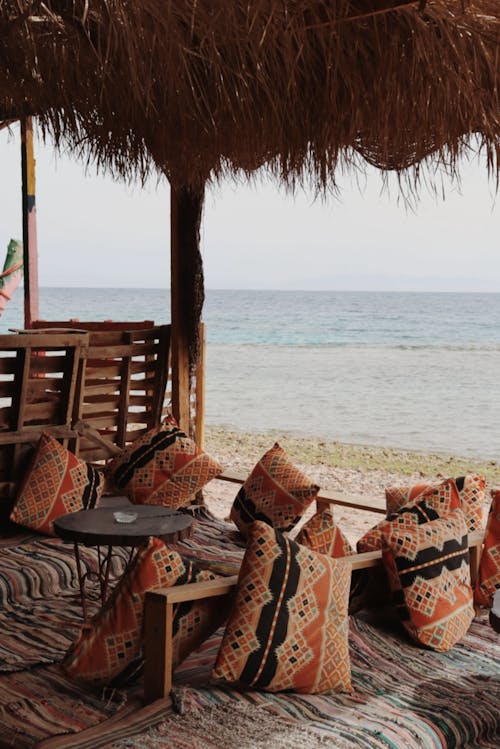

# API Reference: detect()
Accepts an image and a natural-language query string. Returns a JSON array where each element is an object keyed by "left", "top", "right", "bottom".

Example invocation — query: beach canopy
[
  {"left": 1, "top": 1, "right": 499, "bottom": 189},
  {"left": 1, "top": 1, "right": 499, "bottom": 428}
]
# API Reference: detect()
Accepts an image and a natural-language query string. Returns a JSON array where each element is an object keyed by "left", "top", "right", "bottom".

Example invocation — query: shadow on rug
[{"left": 109, "top": 698, "right": 349, "bottom": 749}]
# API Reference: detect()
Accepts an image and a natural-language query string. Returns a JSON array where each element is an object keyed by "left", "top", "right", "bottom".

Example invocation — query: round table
[{"left": 54, "top": 504, "right": 193, "bottom": 620}]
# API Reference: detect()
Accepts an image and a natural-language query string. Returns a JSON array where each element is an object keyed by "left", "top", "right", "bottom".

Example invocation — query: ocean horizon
[{"left": 1, "top": 287, "right": 499, "bottom": 460}]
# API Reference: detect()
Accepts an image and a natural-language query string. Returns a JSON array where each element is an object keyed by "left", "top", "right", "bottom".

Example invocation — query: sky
[{"left": 0, "top": 122, "right": 498, "bottom": 291}]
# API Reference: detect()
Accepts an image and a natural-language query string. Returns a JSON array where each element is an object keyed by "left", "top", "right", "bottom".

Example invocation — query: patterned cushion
[
  {"left": 475, "top": 489, "right": 500, "bottom": 608},
  {"left": 230, "top": 443, "right": 319, "bottom": 536},
  {"left": 10, "top": 433, "right": 104, "bottom": 535},
  {"left": 385, "top": 475, "right": 485, "bottom": 532},
  {"left": 358, "top": 479, "right": 462, "bottom": 553},
  {"left": 62, "top": 538, "right": 227, "bottom": 687},
  {"left": 212, "top": 520, "right": 352, "bottom": 693},
  {"left": 107, "top": 415, "right": 223, "bottom": 508},
  {"left": 380, "top": 505, "right": 474, "bottom": 651},
  {"left": 296, "top": 507, "right": 353, "bottom": 558}
]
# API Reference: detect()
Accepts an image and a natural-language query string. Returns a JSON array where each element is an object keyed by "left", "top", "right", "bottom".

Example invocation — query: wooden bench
[{"left": 143, "top": 470, "right": 485, "bottom": 704}]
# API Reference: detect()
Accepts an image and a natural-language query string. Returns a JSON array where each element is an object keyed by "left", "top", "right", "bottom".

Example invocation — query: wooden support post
[
  {"left": 21, "top": 117, "right": 39, "bottom": 328},
  {"left": 195, "top": 322, "right": 206, "bottom": 447},
  {"left": 170, "top": 184, "right": 205, "bottom": 434}
]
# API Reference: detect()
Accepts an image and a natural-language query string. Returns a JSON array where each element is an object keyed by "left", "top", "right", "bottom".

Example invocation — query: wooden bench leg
[
  {"left": 144, "top": 591, "right": 174, "bottom": 704},
  {"left": 142, "top": 576, "right": 239, "bottom": 704},
  {"left": 469, "top": 537, "right": 482, "bottom": 589}
]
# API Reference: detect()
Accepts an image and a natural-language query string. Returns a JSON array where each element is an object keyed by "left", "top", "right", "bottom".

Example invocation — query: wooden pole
[
  {"left": 195, "top": 322, "right": 206, "bottom": 448},
  {"left": 170, "top": 184, "right": 205, "bottom": 434},
  {"left": 21, "top": 117, "right": 39, "bottom": 327}
]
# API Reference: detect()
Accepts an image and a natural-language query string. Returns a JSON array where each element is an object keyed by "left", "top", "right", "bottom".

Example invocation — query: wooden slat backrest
[
  {"left": 0, "top": 331, "right": 89, "bottom": 525},
  {"left": 71, "top": 325, "right": 171, "bottom": 462},
  {"left": 34, "top": 320, "right": 155, "bottom": 332},
  {"left": 37, "top": 321, "right": 206, "bottom": 448}
]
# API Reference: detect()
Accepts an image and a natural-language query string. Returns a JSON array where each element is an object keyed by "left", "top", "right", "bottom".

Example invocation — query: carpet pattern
[
  {"left": 0, "top": 664, "right": 127, "bottom": 749},
  {"left": 81, "top": 608, "right": 500, "bottom": 749},
  {"left": 165, "top": 613, "right": 500, "bottom": 749},
  {"left": 110, "top": 701, "right": 350, "bottom": 749},
  {"left": 0, "top": 536, "right": 129, "bottom": 672},
  {"left": 0, "top": 515, "right": 499, "bottom": 748}
]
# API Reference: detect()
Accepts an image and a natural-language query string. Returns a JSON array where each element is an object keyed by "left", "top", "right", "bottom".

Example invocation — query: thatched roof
[{"left": 1, "top": 1, "right": 499, "bottom": 189}]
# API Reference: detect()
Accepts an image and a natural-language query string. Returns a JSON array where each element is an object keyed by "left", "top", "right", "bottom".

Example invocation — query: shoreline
[
  {"left": 202, "top": 425, "right": 498, "bottom": 545},
  {"left": 204, "top": 425, "right": 500, "bottom": 486}
]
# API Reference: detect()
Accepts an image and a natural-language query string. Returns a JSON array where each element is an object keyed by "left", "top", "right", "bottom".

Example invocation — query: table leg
[
  {"left": 100, "top": 546, "right": 114, "bottom": 606},
  {"left": 73, "top": 541, "right": 88, "bottom": 622}
]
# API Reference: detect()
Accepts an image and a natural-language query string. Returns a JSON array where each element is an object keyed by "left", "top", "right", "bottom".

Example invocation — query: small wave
[{"left": 207, "top": 340, "right": 500, "bottom": 352}]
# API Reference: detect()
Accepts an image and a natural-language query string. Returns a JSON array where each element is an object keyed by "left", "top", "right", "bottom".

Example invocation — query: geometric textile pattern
[
  {"left": 296, "top": 507, "right": 354, "bottom": 558},
  {"left": 107, "top": 414, "right": 223, "bottom": 509},
  {"left": 230, "top": 443, "right": 319, "bottom": 537},
  {"left": 385, "top": 475, "right": 486, "bottom": 532},
  {"left": 380, "top": 506, "right": 474, "bottom": 652},
  {"left": 61, "top": 538, "right": 228, "bottom": 687},
  {"left": 475, "top": 489, "right": 500, "bottom": 608},
  {"left": 10, "top": 433, "right": 104, "bottom": 536},
  {"left": 212, "top": 520, "right": 352, "bottom": 693},
  {"left": 358, "top": 479, "right": 462, "bottom": 553}
]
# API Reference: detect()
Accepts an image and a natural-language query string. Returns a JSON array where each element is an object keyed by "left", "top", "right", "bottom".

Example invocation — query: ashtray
[{"left": 113, "top": 511, "right": 138, "bottom": 524}]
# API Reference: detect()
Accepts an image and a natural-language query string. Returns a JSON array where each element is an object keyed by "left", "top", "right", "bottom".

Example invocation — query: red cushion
[
  {"left": 358, "top": 478, "right": 462, "bottom": 553},
  {"left": 230, "top": 443, "right": 319, "bottom": 536},
  {"left": 385, "top": 475, "right": 485, "bottom": 532},
  {"left": 475, "top": 489, "right": 500, "bottom": 608},
  {"left": 381, "top": 505, "right": 474, "bottom": 652},
  {"left": 296, "top": 507, "right": 353, "bottom": 558},
  {"left": 10, "top": 433, "right": 104, "bottom": 535},
  {"left": 107, "top": 415, "right": 222, "bottom": 508},
  {"left": 62, "top": 538, "right": 227, "bottom": 687},
  {"left": 212, "top": 520, "right": 352, "bottom": 694}
]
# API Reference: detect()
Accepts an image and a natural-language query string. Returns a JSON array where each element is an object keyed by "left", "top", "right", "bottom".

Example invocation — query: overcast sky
[{"left": 1, "top": 123, "right": 498, "bottom": 291}]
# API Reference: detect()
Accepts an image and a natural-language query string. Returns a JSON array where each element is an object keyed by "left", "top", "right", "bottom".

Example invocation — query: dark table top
[{"left": 53, "top": 504, "right": 193, "bottom": 547}]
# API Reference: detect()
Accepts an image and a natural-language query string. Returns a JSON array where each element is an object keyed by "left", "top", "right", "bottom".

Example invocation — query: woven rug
[
  {"left": 0, "top": 536, "right": 128, "bottom": 672},
  {"left": 1, "top": 520, "right": 499, "bottom": 749},
  {"left": 108, "top": 613, "right": 500, "bottom": 749},
  {"left": 0, "top": 516, "right": 241, "bottom": 748},
  {"left": 109, "top": 700, "right": 351, "bottom": 749},
  {"left": 0, "top": 663, "right": 128, "bottom": 749}
]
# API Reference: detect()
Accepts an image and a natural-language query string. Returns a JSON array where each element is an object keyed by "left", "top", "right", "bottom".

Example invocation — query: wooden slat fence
[{"left": 0, "top": 322, "right": 205, "bottom": 527}]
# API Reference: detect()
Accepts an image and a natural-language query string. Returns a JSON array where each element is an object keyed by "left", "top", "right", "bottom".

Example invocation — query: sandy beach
[{"left": 202, "top": 426, "right": 500, "bottom": 546}]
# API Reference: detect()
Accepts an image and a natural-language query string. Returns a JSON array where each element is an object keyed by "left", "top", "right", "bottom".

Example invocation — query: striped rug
[
  {"left": 1, "top": 515, "right": 499, "bottom": 748},
  {"left": 108, "top": 613, "right": 500, "bottom": 749},
  {"left": 0, "top": 537, "right": 129, "bottom": 672}
]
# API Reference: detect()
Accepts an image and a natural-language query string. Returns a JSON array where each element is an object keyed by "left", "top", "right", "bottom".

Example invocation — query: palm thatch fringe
[{"left": 0, "top": 1, "right": 498, "bottom": 190}]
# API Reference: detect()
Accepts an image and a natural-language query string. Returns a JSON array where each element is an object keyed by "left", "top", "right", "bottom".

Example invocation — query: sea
[{"left": 1, "top": 288, "right": 499, "bottom": 460}]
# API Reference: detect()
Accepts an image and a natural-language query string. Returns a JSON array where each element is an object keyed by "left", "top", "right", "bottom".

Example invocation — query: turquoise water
[{"left": 1, "top": 288, "right": 499, "bottom": 458}]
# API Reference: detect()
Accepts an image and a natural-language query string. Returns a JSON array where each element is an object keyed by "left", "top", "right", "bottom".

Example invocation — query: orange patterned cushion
[
  {"left": 212, "top": 520, "right": 351, "bottom": 693},
  {"left": 10, "top": 433, "right": 104, "bottom": 535},
  {"left": 107, "top": 415, "right": 222, "bottom": 508},
  {"left": 358, "top": 479, "right": 461, "bottom": 553},
  {"left": 62, "top": 538, "right": 227, "bottom": 687},
  {"left": 381, "top": 505, "right": 474, "bottom": 652},
  {"left": 230, "top": 443, "right": 319, "bottom": 536},
  {"left": 385, "top": 475, "right": 485, "bottom": 532},
  {"left": 296, "top": 507, "right": 353, "bottom": 557},
  {"left": 475, "top": 489, "right": 500, "bottom": 608}
]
